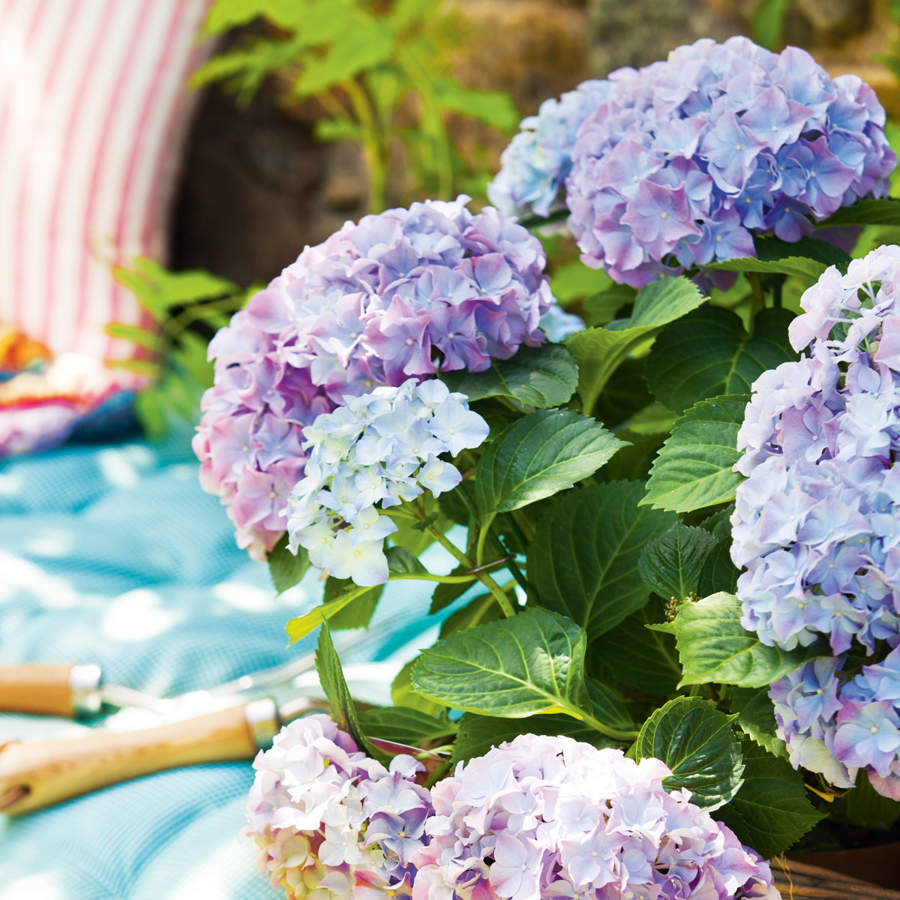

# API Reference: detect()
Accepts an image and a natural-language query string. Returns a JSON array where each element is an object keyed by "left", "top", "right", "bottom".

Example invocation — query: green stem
[
  {"left": 475, "top": 520, "right": 492, "bottom": 567},
  {"left": 495, "top": 542, "right": 531, "bottom": 600},
  {"left": 343, "top": 78, "right": 386, "bottom": 212},
  {"left": 425, "top": 525, "right": 516, "bottom": 618},
  {"left": 772, "top": 275, "right": 784, "bottom": 309},
  {"left": 746, "top": 272, "right": 765, "bottom": 320},
  {"left": 457, "top": 487, "right": 532, "bottom": 598},
  {"left": 386, "top": 507, "right": 418, "bottom": 521},
  {"left": 390, "top": 573, "right": 477, "bottom": 585},
  {"left": 559, "top": 700, "right": 639, "bottom": 742}
]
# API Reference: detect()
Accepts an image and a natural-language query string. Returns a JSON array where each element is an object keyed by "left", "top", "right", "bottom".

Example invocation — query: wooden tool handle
[
  {"left": 0, "top": 704, "right": 259, "bottom": 815},
  {"left": 0, "top": 664, "right": 99, "bottom": 717},
  {"left": 777, "top": 859, "right": 900, "bottom": 899}
]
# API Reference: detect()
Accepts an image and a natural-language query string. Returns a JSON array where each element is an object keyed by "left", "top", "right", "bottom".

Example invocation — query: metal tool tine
[{"left": 205, "top": 619, "right": 412, "bottom": 700}]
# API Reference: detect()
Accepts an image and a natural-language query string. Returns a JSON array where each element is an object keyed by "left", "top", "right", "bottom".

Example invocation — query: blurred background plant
[
  {"left": 106, "top": 260, "right": 253, "bottom": 439},
  {"left": 192, "top": 0, "right": 519, "bottom": 210}
]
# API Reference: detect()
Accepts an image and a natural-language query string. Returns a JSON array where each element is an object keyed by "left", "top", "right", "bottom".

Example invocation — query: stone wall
[{"left": 171, "top": 0, "right": 900, "bottom": 285}]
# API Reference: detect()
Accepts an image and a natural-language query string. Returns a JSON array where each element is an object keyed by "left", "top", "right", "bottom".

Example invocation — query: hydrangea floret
[
  {"left": 491, "top": 36, "right": 894, "bottom": 288},
  {"left": 246, "top": 714, "right": 433, "bottom": 900},
  {"left": 285, "top": 378, "right": 489, "bottom": 586},
  {"left": 732, "top": 244, "right": 900, "bottom": 796},
  {"left": 413, "top": 734, "right": 777, "bottom": 900},
  {"left": 193, "top": 196, "right": 554, "bottom": 559},
  {"left": 769, "top": 651, "right": 900, "bottom": 798}
]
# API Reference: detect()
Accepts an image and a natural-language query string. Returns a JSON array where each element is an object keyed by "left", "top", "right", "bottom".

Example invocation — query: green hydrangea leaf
[
  {"left": 641, "top": 395, "right": 746, "bottom": 513},
  {"left": 566, "top": 276, "right": 705, "bottom": 413},
  {"left": 475, "top": 410, "right": 626, "bottom": 518},
  {"left": 356, "top": 706, "right": 456, "bottom": 748},
  {"left": 638, "top": 523, "right": 718, "bottom": 600},
  {"left": 634, "top": 696, "right": 744, "bottom": 810},
  {"left": 268, "top": 534, "right": 310, "bottom": 594},
  {"left": 316, "top": 623, "right": 390, "bottom": 765},
  {"left": 529, "top": 481, "right": 676, "bottom": 639},
  {"left": 646, "top": 307, "right": 795, "bottom": 413},
  {"left": 718, "top": 740, "right": 824, "bottom": 858},
  {"left": 441, "top": 344, "right": 579, "bottom": 409},
  {"left": 411, "top": 608, "right": 590, "bottom": 719},
  {"left": 661, "top": 591, "right": 830, "bottom": 688}
]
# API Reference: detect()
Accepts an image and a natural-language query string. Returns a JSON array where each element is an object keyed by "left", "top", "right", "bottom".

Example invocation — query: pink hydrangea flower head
[{"left": 195, "top": 196, "right": 554, "bottom": 558}]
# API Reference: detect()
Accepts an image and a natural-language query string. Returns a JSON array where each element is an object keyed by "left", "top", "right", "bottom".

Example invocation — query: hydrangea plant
[{"left": 193, "top": 35, "right": 900, "bottom": 900}]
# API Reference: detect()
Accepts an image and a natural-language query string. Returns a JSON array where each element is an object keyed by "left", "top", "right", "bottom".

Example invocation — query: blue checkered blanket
[{"left": 0, "top": 433, "right": 447, "bottom": 899}]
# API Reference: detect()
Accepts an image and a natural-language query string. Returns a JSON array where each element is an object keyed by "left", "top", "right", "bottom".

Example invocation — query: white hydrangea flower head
[{"left": 285, "top": 378, "right": 489, "bottom": 586}]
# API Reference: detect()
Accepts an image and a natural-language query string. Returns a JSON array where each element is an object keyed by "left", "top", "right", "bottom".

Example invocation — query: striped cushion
[{"left": 0, "top": 0, "right": 213, "bottom": 363}]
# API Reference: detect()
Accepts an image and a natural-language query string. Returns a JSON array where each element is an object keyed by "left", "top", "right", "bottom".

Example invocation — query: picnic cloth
[{"left": 0, "top": 430, "right": 454, "bottom": 899}]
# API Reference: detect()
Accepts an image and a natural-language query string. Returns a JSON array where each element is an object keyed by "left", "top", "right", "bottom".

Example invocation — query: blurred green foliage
[
  {"left": 193, "top": 0, "right": 520, "bottom": 209},
  {"left": 751, "top": 0, "right": 790, "bottom": 50},
  {"left": 107, "top": 259, "right": 252, "bottom": 439}
]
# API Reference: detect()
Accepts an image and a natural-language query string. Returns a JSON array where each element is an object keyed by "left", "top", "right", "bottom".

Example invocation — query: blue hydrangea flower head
[
  {"left": 770, "top": 649, "right": 900, "bottom": 799},
  {"left": 733, "top": 245, "right": 900, "bottom": 657},
  {"left": 496, "top": 36, "right": 895, "bottom": 288}
]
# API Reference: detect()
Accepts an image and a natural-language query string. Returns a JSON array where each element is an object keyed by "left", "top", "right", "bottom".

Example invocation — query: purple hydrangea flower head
[
  {"left": 285, "top": 378, "right": 489, "bottom": 586},
  {"left": 194, "top": 196, "right": 554, "bottom": 559},
  {"left": 732, "top": 246, "right": 900, "bottom": 656},
  {"left": 487, "top": 81, "right": 610, "bottom": 219},
  {"left": 246, "top": 714, "right": 433, "bottom": 899},
  {"left": 508, "top": 36, "right": 896, "bottom": 288},
  {"left": 410, "top": 734, "right": 777, "bottom": 900}
]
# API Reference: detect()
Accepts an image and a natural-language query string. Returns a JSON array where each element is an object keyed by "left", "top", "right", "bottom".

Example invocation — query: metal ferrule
[
  {"left": 69, "top": 664, "right": 103, "bottom": 717},
  {"left": 244, "top": 697, "right": 280, "bottom": 750}
]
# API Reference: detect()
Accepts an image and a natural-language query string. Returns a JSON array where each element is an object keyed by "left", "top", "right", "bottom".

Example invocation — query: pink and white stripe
[{"left": 0, "top": 0, "right": 214, "bottom": 361}]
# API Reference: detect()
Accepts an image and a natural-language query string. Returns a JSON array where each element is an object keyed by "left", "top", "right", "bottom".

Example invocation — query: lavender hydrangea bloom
[
  {"left": 769, "top": 657, "right": 857, "bottom": 790},
  {"left": 735, "top": 245, "right": 900, "bottom": 797},
  {"left": 545, "top": 36, "right": 895, "bottom": 288},
  {"left": 733, "top": 246, "right": 900, "bottom": 656},
  {"left": 194, "top": 196, "right": 554, "bottom": 559},
  {"left": 285, "top": 379, "right": 489, "bottom": 586},
  {"left": 488, "top": 80, "right": 609, "bottom": 219},
  {"left": 246, "top": 714, "right": 433, "bottom": 899},
  {"left": 411, "top": 734, "right": 778, "bottom": 900}
]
